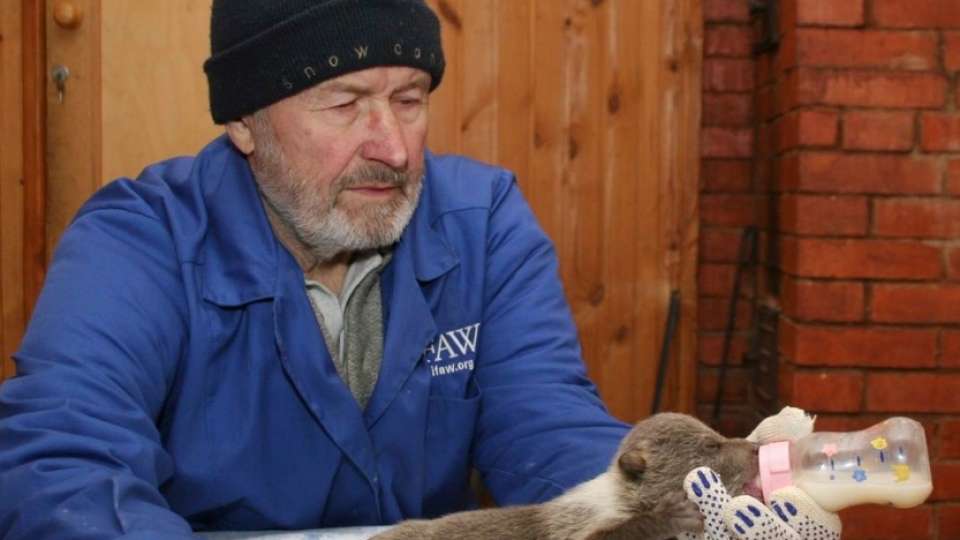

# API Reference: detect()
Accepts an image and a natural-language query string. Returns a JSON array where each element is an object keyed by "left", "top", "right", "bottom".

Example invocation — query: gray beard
[{"left": 258, "top": 172, "right": 422, "bottom": 263}]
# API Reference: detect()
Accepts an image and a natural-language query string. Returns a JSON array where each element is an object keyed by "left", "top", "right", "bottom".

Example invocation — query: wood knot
[
  {"left": 613, "top": 325, "right": 629, "bottom": 342},
  {"left": 608, "top": 91, "right": 621, "bottom": 114},
  {"left": 589, "top": 285, "right": 605, "bottom": 306}
]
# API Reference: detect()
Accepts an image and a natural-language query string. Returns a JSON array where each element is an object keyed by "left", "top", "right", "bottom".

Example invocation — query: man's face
[{"left": 239, "top": 66, "right": 431, "bottom": 260}]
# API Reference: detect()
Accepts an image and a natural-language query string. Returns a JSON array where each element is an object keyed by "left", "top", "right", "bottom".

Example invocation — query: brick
[
  {"left": 698, "top": 263, "right": 737, "bottom": 297},
  {"left": 794, "top": 0, "right": 865, "bottom": 27},
  {"left": 702, "top": 127, "right": 754, "bottom": 158},
  {"left": 698, "top": 298, "right": 752, "bottom": 331},
  {"left": 704, "top": 0, "right": 750, "bottom": 23},
  {"left": 944, "top": 331, "right": 960, "bottom": 369},
  {"left": 948, "top": 245, "right": 960, "bottom": 281},
  {"left": 790, "top": 29, "right": 937, "bottom": 71},
  {"left": 777, "top": 109, "right": 839, "bottom": 151},
  {"left": 702, "top": 93, "right": 753, "bottom": 127},
  {"left": 939, "top": 420, "right": 960, "bottom": 458},
  {"left": 867, "top": 373, "right": 960, "bottom": 413},
  {"left": 756, "top": 53, "right": 776, "bottom": 88},
  {"left": 700, "top": 194, "right": 755, "bottom": 227},
  {"left": 701, "top": 159, "right": 752, "bottom": 192},
  {"left": 948, "top": 33, "right": 960, "bottom": 71},
  {"left": 789, "top": 152, "right": 940, "bottom": 195},
  {"left": 703, "top": 59, "right": 755, "bottom": 92},
  {"left": 873, "top": 0, "right": 960, "bottom": 29},
  {"left": 781, "top": 237, "right": 941, "bottom": 280},
  {"left": 755, "top": 123, "right": 775, "bottom": 162},
  {"left": 843, "top": 110, "right": 915, "bottom": 151},
  {"left": 697, "top": 367, "right": 750, "bottom": 403},
  {"left": 781, "top": 277, "right": 864, "bottom": 322},
  {"left": 949, "top": 160, "right": 960, "bottom": 196},
  {"left": 940, "top": 505, "right": 960, "bottom": 539},
  {"left": 921, "top": 113, "right": 960, "bottom": 152},
  {"left": 839, "top": 506, "right": 932, "bottom": 540},
  {"left": 931, "top": 462, "right": 960, "bottom": 501},
  {"left": 875, "top": 199, "right": 960, "bottom": 239},
  {"left": 781, "top": 320, "right": 938, "bottom": 368},
  {"left": 779, "top": 194, "right": 868, "bottom": 236},
  {"left": 700, "top": 229, "right": 743, "bottom": 262},
  {"left": 698, "top": 333, "right": 749, "bottom": 366},
  {"left": 797, "top": 69, "right": 947, "bottom": 109},
  {"left": 873, "top": 284, "right": 960, "bottom": 324},
  {"left": 755, "top": 158, "right": 774, "bottom": 193},
  {"left": 756, "top": 82, "right": 775, "bottom": 122},
  {"left": 789, "top": 370, "right": 864, "bottom": 412},
  {"left": 704, "top": 26, "right": 753, "bottom": 57}
]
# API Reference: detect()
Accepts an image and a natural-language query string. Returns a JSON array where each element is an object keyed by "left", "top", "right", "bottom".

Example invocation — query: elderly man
[{"left": 0, "top": 1, "right": 838, "bottom": 539}]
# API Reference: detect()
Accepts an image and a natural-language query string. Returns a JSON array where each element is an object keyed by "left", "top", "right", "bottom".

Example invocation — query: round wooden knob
[{"left": 53, "top": 2, "right": 84, "bottom": 30}]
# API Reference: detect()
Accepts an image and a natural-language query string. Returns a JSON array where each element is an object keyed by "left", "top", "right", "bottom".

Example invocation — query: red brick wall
[
  {"left": 700, "top": 0, "right": 960, "bottom": 537},
  {"left": 699, "top": 0, "right": 757, "bottom": 435}
]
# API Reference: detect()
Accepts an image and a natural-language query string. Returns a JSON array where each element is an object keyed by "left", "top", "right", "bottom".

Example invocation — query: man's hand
[
  {"left": 678, "top": 407, "right": 842, "bottom": 540},
  {"left": 680, "top": 466, "right": 841, "bottom": 540}
]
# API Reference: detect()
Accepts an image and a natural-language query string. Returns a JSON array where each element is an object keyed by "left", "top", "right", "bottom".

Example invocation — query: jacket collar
[{"left": 198, "top": 138, "right": 459, "bottom": 306}]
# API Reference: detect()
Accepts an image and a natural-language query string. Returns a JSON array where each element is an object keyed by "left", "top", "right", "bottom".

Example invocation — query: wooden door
[{"left": 21, "top": 0, "right": 702, "bottom": 422}]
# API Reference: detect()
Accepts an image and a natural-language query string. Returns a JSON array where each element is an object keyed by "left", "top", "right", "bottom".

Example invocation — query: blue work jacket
[{"left": 0, "top": 136, "right": 630, "bottom": 540}]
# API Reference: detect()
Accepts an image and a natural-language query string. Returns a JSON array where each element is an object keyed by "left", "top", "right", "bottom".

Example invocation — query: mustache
[{"left": 336, "top": 165, "right": 420, "bottom": 190}]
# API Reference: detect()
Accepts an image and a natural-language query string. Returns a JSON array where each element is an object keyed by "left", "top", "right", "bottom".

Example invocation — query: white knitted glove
[{"left": 678, "top": 407, "right": 841, "bottom": 540}]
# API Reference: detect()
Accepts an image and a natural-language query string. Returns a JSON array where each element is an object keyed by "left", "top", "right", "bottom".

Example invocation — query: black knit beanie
[{"left": 204, "top": 0, "right": 445, "bottom": 124}]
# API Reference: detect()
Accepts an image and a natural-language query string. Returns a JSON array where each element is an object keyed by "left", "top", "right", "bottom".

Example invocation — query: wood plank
[
  {"left": 458, "top": 0, "right": 497, "bottom": 163},
  {"left": 528, "top": 0, "right": 569, "bottom": 257},
  {"left": 495, "top": 0, "right": 533, "bottom": 186},
  {"left": 633, "top": 0, "right": 702, "bottom": 416},
  {"left": 22, "top": 0, "right": 45, "bottom": 348},
  {"left": 45, "top": 0, "right": 101, "bottom": 261},
  {"left": 593, "top": 0, "right": 645, "bottom": 422},
  {"left": 671, "top": 0, "right": 703, "bottom": 415},
  {"left": 564, "top": 0, "right": 607, "bottom": 415},
  {"left": 100, "top": 0, "right": 220, "bottom": 184},
  {"left": 426, "top": 0, "right": 462, "bottom": 155},
  {"left": 1, "top": 0, "right": 26, "bottom": 380}
]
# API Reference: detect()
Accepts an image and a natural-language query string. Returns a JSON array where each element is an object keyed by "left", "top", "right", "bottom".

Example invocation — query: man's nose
[{"left": 361, "top": 103, "right": 409, "bottom": 170}]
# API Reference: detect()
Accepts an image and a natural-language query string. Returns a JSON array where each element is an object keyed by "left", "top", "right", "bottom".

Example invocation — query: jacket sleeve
[
  {"left": 0, "top": 194, "right": 200, "bottom": 539},
  {"left": 471, "top": 172, "right": 632, "bottom": 506}
]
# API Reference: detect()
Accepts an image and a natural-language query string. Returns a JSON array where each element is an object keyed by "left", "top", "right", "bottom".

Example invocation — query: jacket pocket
[
  {"left": 421, "top": 377, "right": 481, "bottom": 517},
  {"left": 425, "top": 376, "right": 481, "bottom": 440}
]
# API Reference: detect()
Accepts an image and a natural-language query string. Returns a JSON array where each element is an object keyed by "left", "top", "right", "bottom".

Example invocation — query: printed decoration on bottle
[{"left": 892, "top": 464, "right": 911, "bottom": 483}]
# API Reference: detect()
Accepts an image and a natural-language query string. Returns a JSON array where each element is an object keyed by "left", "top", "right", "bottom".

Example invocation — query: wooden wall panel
[
  {"left": 425, "top": 0, "right": 702, "bottom": 421},
  {"left": 100, "top": 0, "right": 220, "bottom": 183},
  {"left": 0, "top": 1, "right": 25, "bottom": 380}
]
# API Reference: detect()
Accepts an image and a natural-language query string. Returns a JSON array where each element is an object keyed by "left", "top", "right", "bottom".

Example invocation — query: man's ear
[
  {"left": 224, "top": 116, "right": 256, "bottom": 155},
  {"left": 617, "top": 448, "right": 647, "bottom": 481}
]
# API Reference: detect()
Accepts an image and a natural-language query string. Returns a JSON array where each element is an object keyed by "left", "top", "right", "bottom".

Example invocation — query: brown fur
[{"left": 372, "top": 413, "right": 759, "bottom": 540}]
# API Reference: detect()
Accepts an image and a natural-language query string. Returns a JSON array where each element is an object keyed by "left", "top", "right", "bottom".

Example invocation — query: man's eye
[{"left": 395, "top": 96, "right": 425, "bottom": 106}]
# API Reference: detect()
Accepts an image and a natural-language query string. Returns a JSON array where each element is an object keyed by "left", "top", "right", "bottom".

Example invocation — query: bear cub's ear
[{"left": 617, "top": 448, "right": 647, "bottom": 481}]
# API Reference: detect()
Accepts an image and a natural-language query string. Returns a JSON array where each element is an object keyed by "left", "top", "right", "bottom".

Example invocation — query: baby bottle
[{"left": 758, "top": 417, "right": 933, "bottom": 512}]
